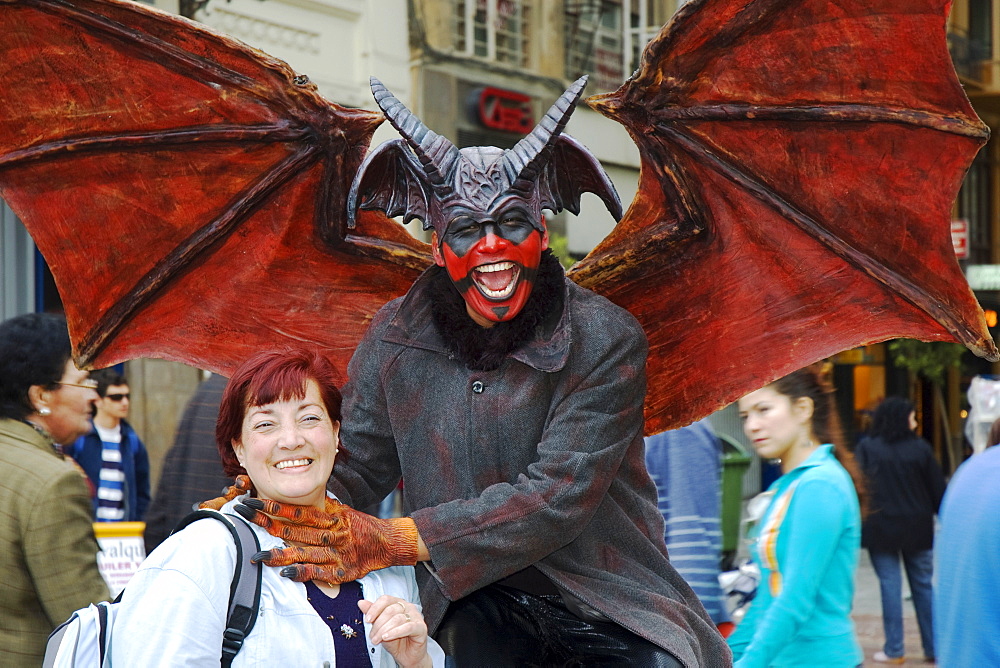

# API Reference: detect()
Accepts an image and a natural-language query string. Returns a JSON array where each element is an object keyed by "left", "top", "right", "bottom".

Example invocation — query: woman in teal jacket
[{"left": 728, "top": 367, "right": 867, "bottom": 667}]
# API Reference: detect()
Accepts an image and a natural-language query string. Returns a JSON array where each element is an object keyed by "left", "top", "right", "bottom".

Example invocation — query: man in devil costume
[
  {"left": 235, "top": 78, "right": 731, "bottom": 666},
  {"left": 1, "top": 0, "right": 994, "bottom": 664}
]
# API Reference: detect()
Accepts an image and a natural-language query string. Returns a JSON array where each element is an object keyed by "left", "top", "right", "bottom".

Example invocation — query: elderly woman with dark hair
[
  {"left": 112, "top": 348, "right": 444, "bottom": 667},
  {"left": 0, "top": 312, "right": 110, "bottom": 667},
  {"left": 856, "top": 396, "right": 945, "bottom": 665}
]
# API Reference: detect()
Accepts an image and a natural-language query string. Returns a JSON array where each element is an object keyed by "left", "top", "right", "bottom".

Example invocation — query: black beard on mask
[{"left": 429, "top": 250, "right": 566, "bottom": 371}]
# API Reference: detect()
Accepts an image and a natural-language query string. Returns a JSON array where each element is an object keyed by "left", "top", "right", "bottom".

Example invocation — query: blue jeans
[{"left": 869, "top": 548, "right": 935, "bottom": 660}]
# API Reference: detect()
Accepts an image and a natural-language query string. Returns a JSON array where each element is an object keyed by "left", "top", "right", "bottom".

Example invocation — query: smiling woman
[
  {"left": 215, "top": 350, "right": 343, "bottom": 510},
  {"left": 111, "top": 349, "right": 445, "bottom": 667}
]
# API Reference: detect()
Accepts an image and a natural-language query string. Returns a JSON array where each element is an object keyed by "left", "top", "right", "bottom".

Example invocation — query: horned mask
[{"left": 347, "top": 76, "right": 623, "bottom": 237}]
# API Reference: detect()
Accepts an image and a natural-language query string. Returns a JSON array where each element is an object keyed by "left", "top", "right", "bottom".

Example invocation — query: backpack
[{"left": 42, "top": 509, "right": 263, "bottom": 668}]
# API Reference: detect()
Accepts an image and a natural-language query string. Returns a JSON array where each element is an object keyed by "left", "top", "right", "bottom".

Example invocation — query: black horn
[
  {"left": 503, "top": 76, "right": 589, "bottom": 192},
  {"left": 370, "top": 77, "right": 462, "bottom": 188}
]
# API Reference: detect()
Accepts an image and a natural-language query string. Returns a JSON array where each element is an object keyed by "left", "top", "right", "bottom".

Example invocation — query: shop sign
[
  {"left": 474, "top": 86, "right": 533, "bottom": 133},
  {"left": 967, "top": 264, "right": 1000, "bottom": 290},
  {"left": 952, "top": 219, "right": 968, "bottom": 259}
]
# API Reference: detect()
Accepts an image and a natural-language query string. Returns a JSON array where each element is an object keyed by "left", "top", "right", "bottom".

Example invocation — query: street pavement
[{"left": 852, "top": 551, "right": 931, "bottom": 666}]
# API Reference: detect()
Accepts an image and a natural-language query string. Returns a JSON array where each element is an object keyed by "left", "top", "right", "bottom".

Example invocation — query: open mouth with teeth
[
  {"left": 274, "top": 458, "right": 313, "bottom": 471},
  {"left": 472, "top": 261, "right": 521, "bottom": 300}
]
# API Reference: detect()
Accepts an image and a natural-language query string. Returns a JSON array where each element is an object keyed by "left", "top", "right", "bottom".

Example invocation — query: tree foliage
[
  {"left": 887, "top": 339, "right": 965, "bottom": 386},
  {"left": 547, "top": 232, "right": 577, "bottom": 269}
]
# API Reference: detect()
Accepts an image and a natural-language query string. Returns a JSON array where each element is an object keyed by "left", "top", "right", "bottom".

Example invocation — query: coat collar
[
  {"left": 791, "top": 443, "right": 835, "bottom": 472},
  {"left": 0, "top": 417, "right": 62, "bottom": 458},
  {"left": 383, "top": 267, "right": 573, "bottom": 373}
]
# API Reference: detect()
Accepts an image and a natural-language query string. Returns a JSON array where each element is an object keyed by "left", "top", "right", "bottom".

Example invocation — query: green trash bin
[{"left": 719, "top": 433, "right": 752, "bottom": 555}]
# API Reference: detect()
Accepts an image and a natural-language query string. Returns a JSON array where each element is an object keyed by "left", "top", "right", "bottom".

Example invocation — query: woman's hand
[{"left": 358, "top": 596, "right": 432, "bottom": 668}]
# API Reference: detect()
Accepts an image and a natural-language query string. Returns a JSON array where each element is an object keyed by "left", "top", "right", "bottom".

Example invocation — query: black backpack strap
[
  {"left": 172, "top": 509, "right": 263, "bottom": 667},
  {"left": 97, "top": 604, "right": 109, "bottom": 665}
]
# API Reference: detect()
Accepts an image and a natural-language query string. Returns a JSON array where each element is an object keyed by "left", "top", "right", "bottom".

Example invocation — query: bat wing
[
  {"left": 0, "top": 0, "right": 430, "bottom": 381},
  {"left": 349, "top": 139, "right": 434, "bottom": 229},
  {"left": 569, "top": 0, "right": 997, "bottom": 434}
]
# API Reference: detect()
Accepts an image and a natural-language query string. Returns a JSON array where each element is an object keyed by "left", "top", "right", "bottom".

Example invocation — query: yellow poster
[{"left": 94, "top": 522, "right": 146, "bottom": 597}]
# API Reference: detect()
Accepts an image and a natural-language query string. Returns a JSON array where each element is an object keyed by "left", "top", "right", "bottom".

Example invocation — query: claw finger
[
  {"left": 234, "top": 503, "right": 272, "bottom": 529},
  {"left": 261, "top": 545, "right": 342, "bottom": 567},
  {"left": 235, "top": 507, "right": 345, "bottom": 546},
  {"left": 270, "top": 521, "right": 348, "bottom": 546},
  {"left": 279, "top": 562, "right": 351, "bottom": 584},
  {"left": 199, "top": 475, "right": 253, "bottom": 510},
  {"left": 243, "top": 497, "right": 343, "bottom": 529},
  {"left": 198, "top": 496, "right": 227, "bottom": 511},
  {"left": 279, "top": 565, "right": 308, "bottom": 581}
]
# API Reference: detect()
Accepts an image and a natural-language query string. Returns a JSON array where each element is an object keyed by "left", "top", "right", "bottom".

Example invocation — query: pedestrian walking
[
  {"left": 934, "top": 446, "right": 1000, "bottom": 667},
  {"left": 857, "top": 397, "right": 944, "bottom": 664},
  {"left": 0, "top": 313, "right": 109, "bottom": 666},
  {"left": 728, "top": 366, "right": 867, "bottom": 667},
  {"left": 68, "top": 369, "right": 151, "bottom": 522}
]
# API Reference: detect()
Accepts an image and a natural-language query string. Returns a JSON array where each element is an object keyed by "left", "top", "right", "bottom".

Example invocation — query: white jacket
[{"left": 109, "top": 497, "right": 445, "bottom": 667}]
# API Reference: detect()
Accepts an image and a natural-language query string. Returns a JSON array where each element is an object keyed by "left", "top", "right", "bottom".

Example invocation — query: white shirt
[{"left": 110, "top": 497, "right": 445, "bottom": 667}]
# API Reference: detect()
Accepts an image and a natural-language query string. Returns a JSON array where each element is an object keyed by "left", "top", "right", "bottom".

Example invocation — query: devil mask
[{"left": 348, "top": 76, "right": 622, "bottom": 325}]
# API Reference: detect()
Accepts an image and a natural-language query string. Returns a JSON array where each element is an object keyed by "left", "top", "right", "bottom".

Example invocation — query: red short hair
[{"left": 216, "top": 349, "right": 343, "bottom": 478}]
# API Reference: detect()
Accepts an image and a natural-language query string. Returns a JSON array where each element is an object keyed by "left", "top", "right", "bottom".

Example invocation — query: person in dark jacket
[
  {"left": 856, "top": 397, "right": 945, "bottom": 664},
  {"left": 228, "top": 80, "right": 730, "bottom": 666},
  {"left": 143, "top": 373, "right": 230, "bottom": 553},
  {"left": 69, "top": 369, "right": 151, "bottom": 522}
]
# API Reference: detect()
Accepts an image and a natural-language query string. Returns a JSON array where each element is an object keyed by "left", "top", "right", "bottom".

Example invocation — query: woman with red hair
[{"left": 112, "top": 349, "right": 444, "bottom": 667}]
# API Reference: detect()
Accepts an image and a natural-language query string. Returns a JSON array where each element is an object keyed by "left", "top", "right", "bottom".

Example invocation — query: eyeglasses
[
  {"left": 106, "top": 393, "right": 130, "bottom": 402},
  {"left": 58, "top": 379, "right": 99, "bottom": 390}
]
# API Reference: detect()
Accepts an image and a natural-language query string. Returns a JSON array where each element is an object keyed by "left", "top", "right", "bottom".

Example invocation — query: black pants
[{"left": 434, "top": 584, "right": 684, "bottom": 667}]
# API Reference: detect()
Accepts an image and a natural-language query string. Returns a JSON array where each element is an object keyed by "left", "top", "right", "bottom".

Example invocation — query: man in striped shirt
[
  {"left": 69, "top": 370, "right": 151, "bottom": 522},
  {"left": 645, "top": 418, "right": 730, "bottom": 626}
]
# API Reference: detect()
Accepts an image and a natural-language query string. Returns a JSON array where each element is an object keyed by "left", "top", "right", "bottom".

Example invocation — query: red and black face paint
[
  {"left": 351, "top": 79, "right": 620, "bottom": 327},
  {"left": 433, "top": 202, "right": 547, "bottom": 325}
]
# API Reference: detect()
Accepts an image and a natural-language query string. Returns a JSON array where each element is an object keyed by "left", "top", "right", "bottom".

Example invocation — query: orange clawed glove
[
  {"left": 233, "top": 496, "right": 419, "bottom": 584},
  {"left": 198, "top": 474, "right": 252, "bottom": 510}
]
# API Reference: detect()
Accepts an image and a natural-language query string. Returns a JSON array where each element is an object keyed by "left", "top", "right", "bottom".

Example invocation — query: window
[
  {"left": 565, "top": 1, "right": 680, "bottom": 93},
  {"left": 565, "top": 1, "right": 625, "bottom": 92},
  {"left": 958, "top": 146, "right": 993, "bottom": 264},
  {"left": 456, "top": 0, "right": 531, "bottom": 67},
  {"left": 949, "top": 0, "right": 993, "bottom": 81},
  {"left": 625, "top": 0, "right": 678, "bottom": 73},
  {"left": 1, "top": 202, "right": 36, "bottom": 319}
]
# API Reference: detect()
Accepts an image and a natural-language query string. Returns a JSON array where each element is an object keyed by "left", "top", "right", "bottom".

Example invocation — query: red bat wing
[
  {"left": 0, "top": 0, "right": 430, "bottom": 380},
  {"left": 570, "top": 0, "right": 996, "bottom": 434}
]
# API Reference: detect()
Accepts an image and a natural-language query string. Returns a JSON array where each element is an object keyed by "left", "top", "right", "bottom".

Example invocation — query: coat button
[{"left": 472, "top": 380, "right": 485, "bottom": 393}]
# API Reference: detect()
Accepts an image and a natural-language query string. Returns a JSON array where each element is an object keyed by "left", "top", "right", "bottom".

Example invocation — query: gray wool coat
[{"left": 330, "top": 270, "right": 732, "bottom": 667}]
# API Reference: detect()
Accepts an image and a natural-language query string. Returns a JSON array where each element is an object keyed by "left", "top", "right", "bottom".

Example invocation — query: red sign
[
  {"left": 476, "top": 86, "right": 533, "bottom": 134},
  {"left": 952, "top": 219, "right": 968, "bottom": 259}
]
